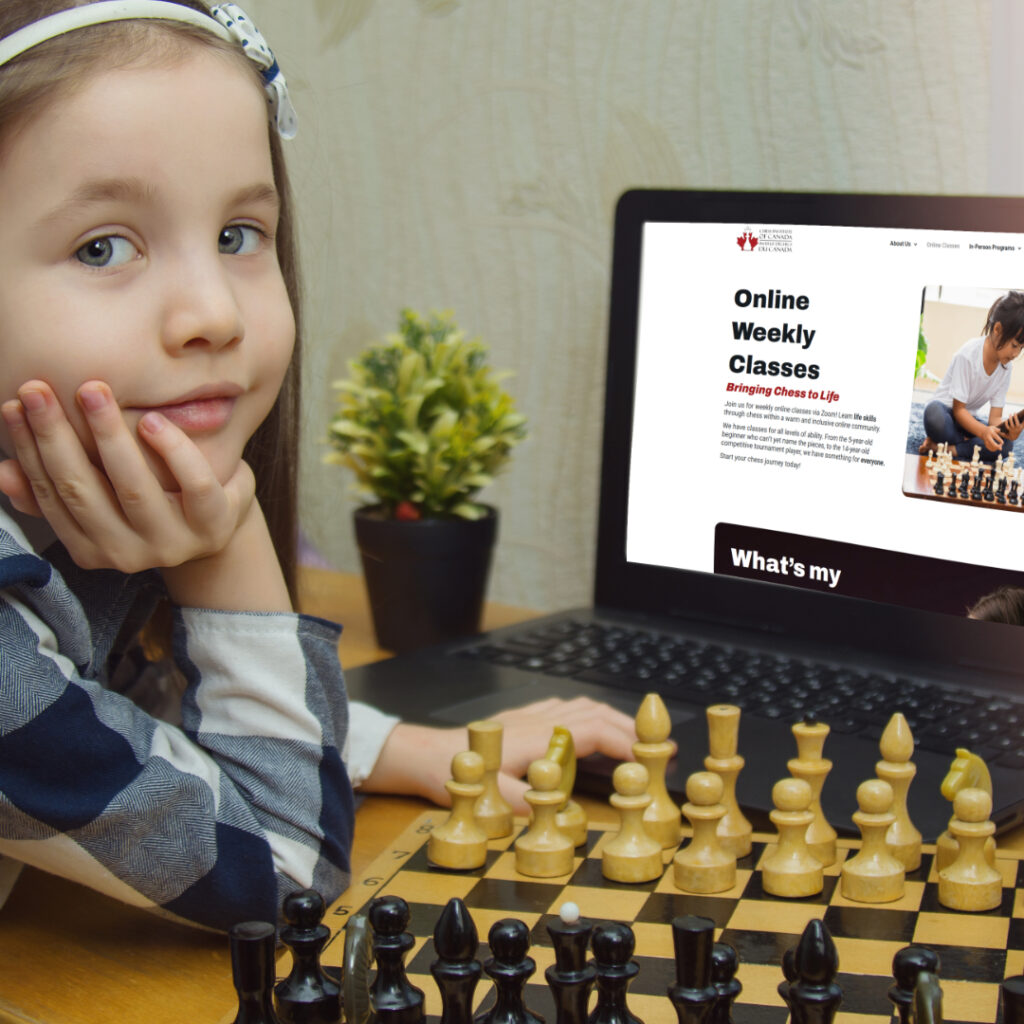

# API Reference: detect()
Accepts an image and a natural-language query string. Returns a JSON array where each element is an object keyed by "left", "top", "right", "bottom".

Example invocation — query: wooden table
[{"left": 0, "top": 568, "right": 541, "bottom": 1024}]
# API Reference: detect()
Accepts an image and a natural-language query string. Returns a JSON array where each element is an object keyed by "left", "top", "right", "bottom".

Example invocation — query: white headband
[{"left": 0, "top": 1, "right": 297, "bottom": 139}]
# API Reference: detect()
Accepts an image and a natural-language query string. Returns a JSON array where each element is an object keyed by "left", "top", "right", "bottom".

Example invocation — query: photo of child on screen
[{"left": 920, "top": 290, "right": 1024, "bottom": 462}]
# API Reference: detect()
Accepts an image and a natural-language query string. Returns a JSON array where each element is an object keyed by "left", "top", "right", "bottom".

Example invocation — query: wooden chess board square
[
  {"left": 941, "top": 977, "right": 1002, "bottom": 1023},
  {"left": 1005, "top": 948, "right": 1024, "bottom": 976},
  {"left": 914, "top": 912, "right": 1010, "bottom": 952},
  {"left": 377, "top": 869, "right": 479, "bottom": 907},
  {"left": 635, "top": 890, "right": 738, "bottom": 928},
  {"left": 1013, "top": 888, "right": 1024, "bottom": 918},
  {"left": 909, "top": 940, "right": 1008, "bottom": 983},
  {"left": 824, "top": 904, "right": 919, "bottom": 944},
  {"left": 830, "top": 936, "right": 905, "bottom": 975},
  {"left": 631, "top": 920, "right": 676, "bottom": 959},
  {"left": 543, "top": 883, "right": 651, "bottom": 923},
  {"left": 727, "top": 899, "right": 825, "bottom": 939},
  {"left": 718, "top": 926, "right": 805, "bottom": 968},
  {"left": 462, "top": 876, "right": 570, "bottom": 915}
]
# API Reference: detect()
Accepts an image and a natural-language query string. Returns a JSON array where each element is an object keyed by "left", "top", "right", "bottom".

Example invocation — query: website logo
[
  {"left": 735, "top": 225, "right": 794, "bottom": 254},
  {"left": 737, "top": 229, "right": 758, "bottom": 252}
]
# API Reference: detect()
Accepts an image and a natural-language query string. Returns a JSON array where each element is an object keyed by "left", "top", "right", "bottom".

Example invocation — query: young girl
[
  {"left": 921, "top": 291, "right": 1024, "bottom": 462},
  {"left": 0, "top": 0, "right": 635, "bottom": 932}
]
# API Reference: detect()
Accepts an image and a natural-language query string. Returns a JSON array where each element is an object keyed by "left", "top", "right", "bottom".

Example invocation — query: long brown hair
[{"left": 0, "top": 0, "right": 303, "bottom": 602}]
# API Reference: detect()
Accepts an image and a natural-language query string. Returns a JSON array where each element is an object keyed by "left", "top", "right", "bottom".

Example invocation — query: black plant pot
[{"left": 354, "top": 505, "right": 498, "bottom": 653}]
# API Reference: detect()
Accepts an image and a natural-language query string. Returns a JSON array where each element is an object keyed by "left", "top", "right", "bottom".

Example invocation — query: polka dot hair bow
[{"left": 210, "top": 3, "right": 298, "bottom": 139}]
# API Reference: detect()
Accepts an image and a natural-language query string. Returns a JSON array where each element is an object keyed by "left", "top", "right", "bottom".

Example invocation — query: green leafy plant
[{"left": 326, "top": 309, "right": 527, "bottom": 520}]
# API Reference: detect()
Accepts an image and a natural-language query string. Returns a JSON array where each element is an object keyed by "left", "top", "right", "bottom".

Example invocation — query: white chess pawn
[
  {"left": 673, "top": 771, "right": 736, "bottom": 893},
  {"left": 602, "top": 762, "right": 664, "bottom": 883},
  {"left": 840, "top": 779, "right": 905, "bottom": 903},
  {"left": 762, "top": 778, "right": 823, "bottom": 898},
  {"left": 428, "top": 751, "right": 489, "bottom": 870},
  {"left": 515, "top": 759, "right": 574, "bottom": 878},
  {"left": 938, "top": 788, "right": 1002, "bottom": 912}
]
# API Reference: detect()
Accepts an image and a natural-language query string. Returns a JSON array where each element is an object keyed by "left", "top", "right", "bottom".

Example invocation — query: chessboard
[
  {"left": 245, "top": 811, "right": 1024, "bottom": 1024},
  {"left": 902, "top": 452, "right": 1024, "bottom": 513}
]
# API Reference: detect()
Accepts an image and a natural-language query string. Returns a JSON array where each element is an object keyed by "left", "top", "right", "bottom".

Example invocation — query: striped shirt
[{"left": 0, "top": 501, "right": 362, "bottom": 932}]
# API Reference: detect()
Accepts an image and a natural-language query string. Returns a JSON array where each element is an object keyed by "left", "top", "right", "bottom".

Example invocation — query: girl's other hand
[
  {"left": 363, "top": 696, "right": 639, "bottom": 812},
  {"left": 0, "top": 379, "right": 254, "bottom": 573},
  {"left": 982, "top": 424, "right": 1005, "bottom": 451}
]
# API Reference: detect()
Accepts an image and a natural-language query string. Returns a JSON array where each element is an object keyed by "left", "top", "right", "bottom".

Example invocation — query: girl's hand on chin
[{"left": 0, "top": 379, "right": 254, "bottom": 573}]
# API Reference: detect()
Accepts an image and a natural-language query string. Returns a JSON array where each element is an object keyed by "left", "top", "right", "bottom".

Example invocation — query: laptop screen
[{"left": 596, "top": 191, "right": 1024, "bottom": 675}]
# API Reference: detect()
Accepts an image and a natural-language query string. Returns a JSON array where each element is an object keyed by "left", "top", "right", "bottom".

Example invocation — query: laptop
[{"left": 343, "top": 188, "right": 1024, "bottom": 841}]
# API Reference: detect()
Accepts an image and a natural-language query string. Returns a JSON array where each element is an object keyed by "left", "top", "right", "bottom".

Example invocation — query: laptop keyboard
[{"left": 457, "top": 618, "right": 1024, "bottom": 771}]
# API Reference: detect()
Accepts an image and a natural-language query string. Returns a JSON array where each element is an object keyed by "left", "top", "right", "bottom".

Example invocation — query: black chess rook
[
  {"left": 229, "top": 920, "right": 282, "bottom": 1024},
  {"left": 667, "top": 915, "right": 717, "bottom": 1024}
]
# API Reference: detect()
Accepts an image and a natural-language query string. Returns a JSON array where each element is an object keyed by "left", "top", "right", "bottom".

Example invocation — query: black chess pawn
[
  {"left": 431, "top": 897, "right": 483, "bottom": 1024},
  {"left": 274, "top": 889, "right": 341, "bottom": 1024},
  {"left": 887, "top": 945, "right": 940, "bottom": 1024},
  {"left": 947, "top": 471, "right": 958, "bottom": 497},
  {"left": 932, "top": 471, "right": 944, "bottom": 495},
  {"left": 589, "top": 921, "right": 644, "bottom": 1024},
  {"left": 997, "top": 475, "right": 1008, "bottom": 504},
  {"left": 474, "top": 918, "right": 543, "bottom": 1024},
  {"left": 985, "top": 470, "right": 996, "bottom": 502},
  {"left": 1002, "top": 974, "right": 1024, "bottom": 1024},
  {"left": 708, "top": 943, "right": 741, "bottom": 1024},
  {"left": 789, "top": 919, "right": 842, "bottom": 1024},
  {"left": 545, "top": 903, "right": 596, "bottom": 1024},
  {"left": 229, "top": 920, "right": 282, "bottom": 1024},
  {"left": 959, "top": 471, "right": 970, "bottom": 498},
  {"left": 667, "top": 915, "right": 717, "bottom": 1024},
  {"left": 368, "top": 895, "right": 426, "bottom": 1024}
]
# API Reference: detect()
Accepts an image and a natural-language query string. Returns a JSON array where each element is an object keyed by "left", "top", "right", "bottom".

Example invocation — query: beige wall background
[{"left": 244, "top": 0, "right": 991, "bottom": 611}]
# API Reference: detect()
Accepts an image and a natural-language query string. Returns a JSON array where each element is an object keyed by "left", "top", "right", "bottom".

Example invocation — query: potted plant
[{"left": 326, "top": 309, "right": 527, "bottom": 652}]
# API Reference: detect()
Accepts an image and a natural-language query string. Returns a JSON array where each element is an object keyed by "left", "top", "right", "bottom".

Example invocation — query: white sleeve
[{"left": 345, "top": 700, "right": 400, "bottom": 788}]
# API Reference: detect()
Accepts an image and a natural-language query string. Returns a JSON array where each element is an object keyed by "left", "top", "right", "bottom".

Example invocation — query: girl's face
[
  {"left": 0, "top": 45, "right": 295, "bottom": 488},
  {"left": 992, "top": 322, "right": 1024, "bottom": 366}
]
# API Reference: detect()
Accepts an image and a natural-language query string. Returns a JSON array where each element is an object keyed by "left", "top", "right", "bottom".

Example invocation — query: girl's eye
[
  {"left": 219, "top": 225, "right": 262, "bottom": 255},
  {"left": 75, "top": 235, "right": 138, "bottom": 268}
]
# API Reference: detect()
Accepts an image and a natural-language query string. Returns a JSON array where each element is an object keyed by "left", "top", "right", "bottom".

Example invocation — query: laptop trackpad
[{"left": 429, "top": 682, "right": 697, "bottom": 727}]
